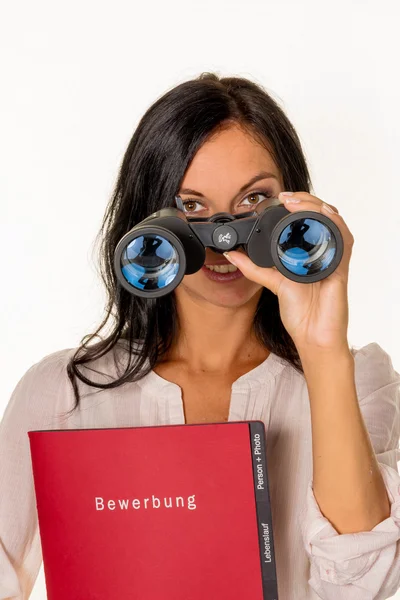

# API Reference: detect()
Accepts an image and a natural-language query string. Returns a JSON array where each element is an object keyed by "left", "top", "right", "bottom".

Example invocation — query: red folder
[{"left": 28, "top": 421, "right": 278, "bottom": 599}]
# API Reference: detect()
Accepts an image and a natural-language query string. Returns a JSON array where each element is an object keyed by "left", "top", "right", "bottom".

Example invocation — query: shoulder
[
  {"left": 18, "top": 338, "right": 139, "bottom": 387},
  {"left": 3, "top": 340, "right": 146, "bottom": 431},
  {"left": 11, "top": 346, "right": 76, "bottom": 394},
  {"left": 2, "top": 347, "right": 78, "bottom": 432},
  {"left": 351, "top": 342, "right": 400, "bottom": 402},
  {"left": 12, "top": 339, "right": 146, "bottom": 402}
]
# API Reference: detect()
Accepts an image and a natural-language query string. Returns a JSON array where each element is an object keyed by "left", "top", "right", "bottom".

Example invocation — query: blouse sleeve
[
  {"left": 300, "top": 342, "right": 400, "bottom": 600},
  {"left": 0, "top": 349, "right": 73, "bottom": 599}
]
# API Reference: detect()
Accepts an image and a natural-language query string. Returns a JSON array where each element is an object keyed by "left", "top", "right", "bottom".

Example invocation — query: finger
[
  {"left": 280, "top": 192, "right": 353, "bottom": 246},
  {"left": 279, "top": 191, "right": 339, "bottom": 214},
  {"left": 223, "top": 251, "right": 284, "bottom": 296}
]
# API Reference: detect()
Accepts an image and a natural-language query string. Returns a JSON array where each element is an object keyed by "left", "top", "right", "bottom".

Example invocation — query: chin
[{"left": 177, "top": 277, "right": 263, "bottom": 308}]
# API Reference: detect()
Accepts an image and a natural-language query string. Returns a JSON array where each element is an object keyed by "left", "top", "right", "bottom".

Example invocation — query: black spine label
[{"left": 250, "top": 421, "right": 279, "bottom": 600}]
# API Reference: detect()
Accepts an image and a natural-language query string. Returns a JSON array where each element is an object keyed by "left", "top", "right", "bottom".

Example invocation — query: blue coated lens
[
  {"left": 277, "top": 218, "right": 336, "bottom": 276},
  {"left": 120, "top": 234, "right": 180, "bottom": 291}
]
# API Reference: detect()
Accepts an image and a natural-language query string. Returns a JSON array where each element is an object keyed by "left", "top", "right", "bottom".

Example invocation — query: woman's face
[{"left": 175, "top": 123, "right": 284, "bottom": 308}]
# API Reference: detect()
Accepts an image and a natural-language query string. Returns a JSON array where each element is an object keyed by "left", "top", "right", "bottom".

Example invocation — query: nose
[{"left": 208, "top": 212, "right": 237, "bottom": 223}]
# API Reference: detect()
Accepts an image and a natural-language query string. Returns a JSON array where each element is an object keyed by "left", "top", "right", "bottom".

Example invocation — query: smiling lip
[{"left": 201, "top": 264, "right": 244, "bottom": 282}]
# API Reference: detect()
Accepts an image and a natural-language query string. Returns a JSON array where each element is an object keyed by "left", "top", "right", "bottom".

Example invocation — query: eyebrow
[{"left": 178, "top": 170, "right": 279, "bottom": 198}]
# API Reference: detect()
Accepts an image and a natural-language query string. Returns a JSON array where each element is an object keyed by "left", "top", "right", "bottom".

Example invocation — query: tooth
[{"left": 206, "top": 264, "right": 238, "bottom": 273}]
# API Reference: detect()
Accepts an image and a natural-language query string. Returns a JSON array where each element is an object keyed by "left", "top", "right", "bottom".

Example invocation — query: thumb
[{"left": 223, "top": 251, "right": 284, "bottom": 296}]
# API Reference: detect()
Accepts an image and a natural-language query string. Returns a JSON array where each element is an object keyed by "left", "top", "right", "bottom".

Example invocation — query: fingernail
[
  {"left": 322, "top": 202, "right": 335, "bottom": 214},
  {"left": 223, "top": 252, "right": 237, "bottom": 266},
  {"left": 279, "top": 191, "right": 301, "bottom": 203}
]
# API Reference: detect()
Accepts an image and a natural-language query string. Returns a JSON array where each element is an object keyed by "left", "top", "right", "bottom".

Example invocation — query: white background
[{"left": 1, "top": 0, "right": 399, "bottom": 597}]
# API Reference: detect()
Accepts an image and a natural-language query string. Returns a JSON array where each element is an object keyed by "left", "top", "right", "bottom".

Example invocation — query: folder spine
[{"left": 249, "top": 421, "right": 279, "bottom": 600}]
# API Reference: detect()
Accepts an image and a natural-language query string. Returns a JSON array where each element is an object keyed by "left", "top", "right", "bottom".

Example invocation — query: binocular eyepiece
[{"left": 113, "top": 196, "right": 344, "bottom": 298}]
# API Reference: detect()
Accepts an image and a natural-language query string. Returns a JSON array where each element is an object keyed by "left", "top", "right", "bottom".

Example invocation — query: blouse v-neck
[{"left": 135, "top": 351, "right": 289, "bottom": 426}]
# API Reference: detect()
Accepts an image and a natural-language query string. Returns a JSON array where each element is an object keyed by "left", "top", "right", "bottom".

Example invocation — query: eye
[
  {"left": 239, "top": 190, "right": 274, "bottom": 207},
  {"left": 181, "top": 189, "right": 275, "bottom": 214},
  {"left": 181, "top": 199, "right": 204, "bottom": 213}
]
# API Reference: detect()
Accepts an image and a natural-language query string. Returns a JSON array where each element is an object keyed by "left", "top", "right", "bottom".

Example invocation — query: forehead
[{"left": 180, "top": 124, "right": 282, "bottom": 191}]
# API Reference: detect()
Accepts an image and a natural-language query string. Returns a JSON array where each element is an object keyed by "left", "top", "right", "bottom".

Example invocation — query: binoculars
[{"left": 113, "top": 196, "right": 343, "bottom": 298}]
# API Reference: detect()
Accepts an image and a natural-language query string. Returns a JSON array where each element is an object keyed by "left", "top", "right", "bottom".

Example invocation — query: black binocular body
[{"left": 113, "top": 197, "right": 344, "bottom": 298}]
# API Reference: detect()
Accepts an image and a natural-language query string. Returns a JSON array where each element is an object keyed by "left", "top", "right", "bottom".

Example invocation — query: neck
[{"left": 161, "top": 290, "right": 269, "bottom": 375}]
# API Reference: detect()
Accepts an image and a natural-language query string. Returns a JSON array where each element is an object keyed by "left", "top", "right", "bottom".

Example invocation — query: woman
[{"left": 1, "top": 72, "right": 400, "bottom": 599}]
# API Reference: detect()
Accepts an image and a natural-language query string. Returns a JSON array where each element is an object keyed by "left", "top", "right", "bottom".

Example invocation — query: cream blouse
[{"left": 1, "top": 340, "right": 400, "bottom": 599}]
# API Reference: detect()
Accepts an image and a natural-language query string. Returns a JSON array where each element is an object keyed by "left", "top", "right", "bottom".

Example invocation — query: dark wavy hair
[{"left": 66, "top": 72, "right": 312, "bottom": 413}]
